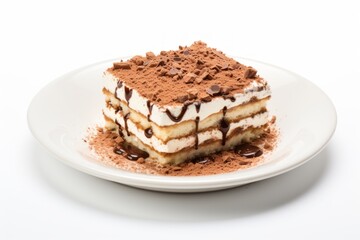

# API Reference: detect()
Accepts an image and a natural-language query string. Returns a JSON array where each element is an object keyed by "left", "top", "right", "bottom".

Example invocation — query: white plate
[{"left": 27, "top": 58, "right": 337, "bottom": 193}]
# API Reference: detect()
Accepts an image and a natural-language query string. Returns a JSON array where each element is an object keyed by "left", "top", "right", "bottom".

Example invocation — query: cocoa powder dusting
[
  {"left": 108, "top": 41, "right": 265, "bottom": 106},
  {"left": 86, "top": 124, "right": 278, "bottom": 176}
]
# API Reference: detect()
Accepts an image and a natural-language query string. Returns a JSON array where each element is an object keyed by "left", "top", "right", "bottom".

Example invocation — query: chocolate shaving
[
  {"left": 113, "top": 62, "right": 131, "bottom": 70},
  {"left": 210, "top": 64, "right": 220, "bottom": 72},
  {"left": 221, "top": 63, "right": 229, "bottom": 70},
  {"left": 174, "top": 94, "right": 189, "bottom": 103},
  {"left": 198, "top": 71, "right": 212, "bottom": 81},
  {"left": 244, "top": 67, "right": 257, "bottom": 79},
  {"left": 199, "top": 91, "right": 212, "bottom": 102},
  {"left": 206, "top": 85, "right": 222, "bottom": 96},
  {"left": 183, "top": 73, "right": 197, "bottom": 83}
]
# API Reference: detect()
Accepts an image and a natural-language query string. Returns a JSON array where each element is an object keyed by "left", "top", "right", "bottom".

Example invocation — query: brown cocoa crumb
[
  {"left": 195, "top": 77, "right": 203, "bottom": 84},
  {"left": 167, "top": 68, "right": 179, "bottom": 77},
  {"left": 148, "top": 61, "right": 158, "bottom": 67},
  {"left": 137, "top": 158, "right": 145, "bottom": 164},
  {"left": 172, "top": 62, "right": 182, "bottom": 69},
  {"left": 197, "top": 59, "right": 204, "bottom": 65},
  {"left": 158, "top": 68, "right": 167, "bottom": 76},
  {"left": 222, "top": 86, "right": 233, "bottom": 95},
  {"left": 193, "top": 69, "right": 201, "bottom": 75},
  {"left": 137, "top": 66, "right": 145, "bottom": 71},
  {"left": 186, "top": 88, "right": 198, "bottom": 99},
  {"left": 232, "top": 63, "right": 241, "bottom": 69},
  {"left": 131, "top": 56, "right": 145, "bottom": 66},
  {"left": 225, "top": 72, "right": 233, "bottom": 77},
  {"left": 146, "top": 52, "right": 156, "bottom": 59},
  {"left": 198, "top": 91, "right": 212, "bottom": 102}
]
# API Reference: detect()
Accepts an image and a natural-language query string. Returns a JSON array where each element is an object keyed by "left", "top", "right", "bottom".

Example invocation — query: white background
[{"left": 1, "top": 0, "right": 359, "bottom": 239}]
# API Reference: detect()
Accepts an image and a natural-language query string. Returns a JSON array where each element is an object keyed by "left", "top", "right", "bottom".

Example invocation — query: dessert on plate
[{"left": 102, "top": 41, "right": 271, "bottom": 165}]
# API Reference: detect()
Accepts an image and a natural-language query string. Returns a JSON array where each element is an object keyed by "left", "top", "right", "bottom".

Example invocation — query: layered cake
[{"left": 102, "top": 41, "right": 271, "bottom": 165}]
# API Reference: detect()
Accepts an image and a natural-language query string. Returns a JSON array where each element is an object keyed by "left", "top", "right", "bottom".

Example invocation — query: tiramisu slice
[{"left": 103, "top": 41, "right": 271, "bottom": 165}]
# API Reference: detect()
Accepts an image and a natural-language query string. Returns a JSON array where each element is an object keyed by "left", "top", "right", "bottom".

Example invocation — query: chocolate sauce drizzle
[
  {"left": 114, "top": 142, "right": 149, "bottom": 161},
  {"left": 165, "top": 103, "right": 191, "bottom": 122},
  {"left": 115, "top": 105, "right": 123, "bottom": 114},
  {"left": 234, "top": 143, "right": 263, "bottom": 158},
  {"left": 194, "top": 101, "right": 201, "bottom": 113},
  {"left": 194, "top": 117, "right": 200, "bottom": 150},
  {"left": 144, "top": 128, "right": 153, "bottom": 138},
  {"left": 223, "top": 95, "right": 236, "bottom": 102},
  {"left": 219, "top": 118, "right": 230, "bottom": 146},
  {"left": 222, "top": 106, "right": 227, "bottom": 116},
  {"left": 124, "top": 86, "right": 133, "bottom": 103},
  {"left": 114, "top": 80, "right": 123, "bottom": 100},
  {"left": 117, "top": 80, "right": 123, "bottom": 88},
  {"left": 114, "top": 119, "right": 124, "bottom": 137},
  {"left": 123, "top": 113, "right": 130, "bottom": 136},
  {"left": 146, "top": 100, "right": 154, "bottom": 122},
  {"left": 219, "top": 106, "right": 229, "bottom": 146}
]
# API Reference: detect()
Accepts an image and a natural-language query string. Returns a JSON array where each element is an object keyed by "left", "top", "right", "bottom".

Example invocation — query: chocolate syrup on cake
[
  {"left": 114, "top": 119, "right": 124, "bottom": 137},
  {"left": 123, "top": 113, "right": 130, "bottom": 136},
  {"left": 146, "top": 100, "right": 154, "bottom": 121},
  {"left": 194, "top": 101, "right": 201, "bottom": 113},
  {"left": 124, "top": 86, "right": 133, "bottom": 103},
  {"left": 165, "top": 103, "right": 191, "bottom": 122},
  {"left": 144, "top": 128, "right": 153, "bottom": 138},
  {"left": 114, "top": 80, "right": 123, "bottom": 100},
  {"left": 219, "top": 118, "right": 230, "bottom": 146},
  {"left": 219, "top": 107, "right": 229, "bottom": 145},
  {"left": 194, "top": 117, "right": 200, "bottom": 150}
]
